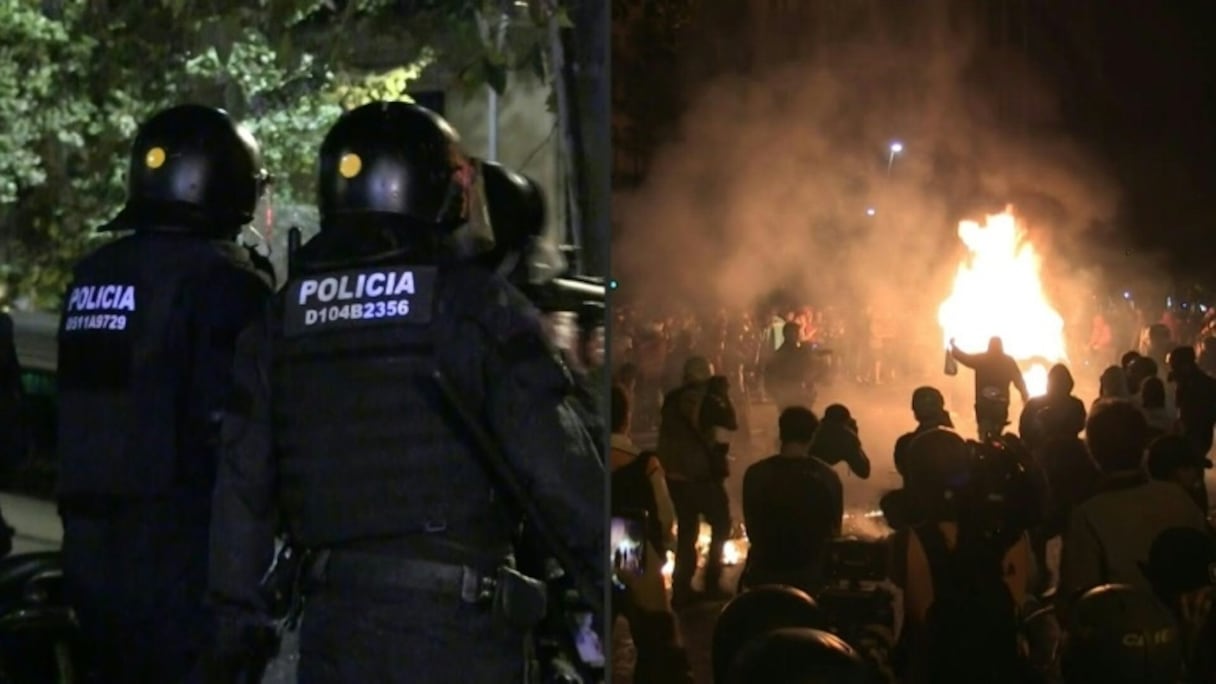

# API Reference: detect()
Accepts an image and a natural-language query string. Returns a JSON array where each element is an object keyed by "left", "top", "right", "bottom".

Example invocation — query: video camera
[
  {"left": 815, "top": 537, "right": 897, "bottom": 674},
  {"left": 822, "top": 536, "right": 887, "bottom": 585},
  {"left": 962, "top": 436, "right": 1040, "bottom": 539}
]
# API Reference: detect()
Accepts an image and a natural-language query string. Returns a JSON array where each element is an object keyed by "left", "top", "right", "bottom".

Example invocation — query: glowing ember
[{"left": 938, "top": 208, "right": 1067, "bottom": 397}]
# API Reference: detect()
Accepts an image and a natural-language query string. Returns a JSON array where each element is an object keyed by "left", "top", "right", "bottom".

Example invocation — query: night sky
[{"left": 1035, "top": 2, "right": 1216, "bottom": 276}]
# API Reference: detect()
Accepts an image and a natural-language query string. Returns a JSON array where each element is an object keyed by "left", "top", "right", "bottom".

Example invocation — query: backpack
[{"left": 916, "top": 524, "right": 1028, "bottom": 683}]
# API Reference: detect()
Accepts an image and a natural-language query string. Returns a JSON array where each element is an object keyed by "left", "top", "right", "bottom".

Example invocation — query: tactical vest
[
  {"left": 57, "top": 232, "right": 264, "bottom": 498},
  {"left": 272, "top": 262, "right": 512, "bottom": 551}
]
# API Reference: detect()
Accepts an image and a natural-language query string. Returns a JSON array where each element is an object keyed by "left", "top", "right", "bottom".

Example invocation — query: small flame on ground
[
  {"left": 659, "top": 523, "right": 748, "bottom": 589},
  {"left": 656, "top": 516, "right": 895, "bottom": 589},
  {"left": 938, "top": 208, "right": 1067, "bottom": 397}
]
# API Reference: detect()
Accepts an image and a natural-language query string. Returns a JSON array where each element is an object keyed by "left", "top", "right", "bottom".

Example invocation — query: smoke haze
[{"left": 614, "top": 1, "right": 1151, "bottom": 356}]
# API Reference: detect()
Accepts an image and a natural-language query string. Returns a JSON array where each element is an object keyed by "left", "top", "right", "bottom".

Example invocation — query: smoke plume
[{"left": 615, "top": 1, "right": 1140, "bottom": 358}]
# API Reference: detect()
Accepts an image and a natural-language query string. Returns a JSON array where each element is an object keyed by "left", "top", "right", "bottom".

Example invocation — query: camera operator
[
  {"left": 882, "top": 387, "right": 954, "bottom": 537},
  {"left": 894, "top": 428, "right": 1039, "bottom": 684},
  {"left": 811, "top": 404, "right": 872, "bottom": 480}
]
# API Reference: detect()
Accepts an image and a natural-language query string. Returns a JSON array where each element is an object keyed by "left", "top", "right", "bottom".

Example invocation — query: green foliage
[
  {"left": 333, "top": 53, "right": 436, "bottom": 109},
  {"left": 0, "top": 0, "right": 569, "bottom": 310}
]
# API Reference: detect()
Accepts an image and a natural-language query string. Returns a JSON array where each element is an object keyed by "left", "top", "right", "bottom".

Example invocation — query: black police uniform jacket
[
  {"left": 57, "top": 231, "right": 272, "bottom": 501},
  {"left": 207, "top": 231, "right": 606, "bottom": 615}
]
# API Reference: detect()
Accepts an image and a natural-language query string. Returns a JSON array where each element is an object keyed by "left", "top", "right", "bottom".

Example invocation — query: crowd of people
[{"left": 609, "top": 301, "right": 1216, "bottom": 683}]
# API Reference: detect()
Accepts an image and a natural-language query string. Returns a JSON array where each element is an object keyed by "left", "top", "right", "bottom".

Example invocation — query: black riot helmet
[
  {"left": 725, "top": 628, "right": 867, "bottom": 684},
  {"left": 712, "top": 585, "right": 827, "bottom": 683},
  {"left": 478, "top": 160, "right": 545, "bottom": 278},
  {"left": 105, "top": 104, "right": 267, "bottom": 235},
  {"left": 317, "top": 101, "right": 471, "bottom": 232},
  {"left": 482, "top": 161, "right": 545, "bottom": 253},
  {"left": 1061, "top": 584, "right": 1184, "bottom": 684}
]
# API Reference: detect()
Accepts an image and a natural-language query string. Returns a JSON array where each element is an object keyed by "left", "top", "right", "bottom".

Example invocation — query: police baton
[
  {"left": 431, "top": 370, "right": 605, "bottom": 618},
  {"left": 287, "top": 226, "right": 302, "bottom": 280}
]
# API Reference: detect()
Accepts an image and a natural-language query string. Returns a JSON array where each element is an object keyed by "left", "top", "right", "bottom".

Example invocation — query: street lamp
[
  {"left": 866, "top": 207, "right": 877, "bottom": 217},
  {"left": 887, "top": 141, "right": 903, "bottom": 175}
]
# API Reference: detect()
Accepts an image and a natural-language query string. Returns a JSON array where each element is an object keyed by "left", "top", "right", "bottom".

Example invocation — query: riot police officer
[
  {"left": 207, "top": 101, "right": 605, "bottom": 682},
  {"left": 480, "top": 159, "right": 545, "bottom": 285},
  {"left": 55, "top": 104, "right": 274, "bottom": 683}
]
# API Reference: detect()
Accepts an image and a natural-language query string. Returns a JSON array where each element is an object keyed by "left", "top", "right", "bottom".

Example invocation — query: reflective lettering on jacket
[
  {"left": 283, "top": 266, "right": 437, "bottom": 336},
  {"left": 271, "top": 267, "right": 514, "bottom": 549},
  {"left": 62, "top": 284, "right": 137, "bottom": 332}
]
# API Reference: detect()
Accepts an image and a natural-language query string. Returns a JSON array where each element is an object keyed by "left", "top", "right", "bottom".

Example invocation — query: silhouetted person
[
  {"left": 1146, "top": 434, "right": 1210, "bottom": 515},
  {"left": 1019, "top": 364, "right": 1086, "bottom": 453},
  {"left": 893, "top": 387, "right": 955, "bottom": 481},
  {"left": 740, "top": 406, "right": 842, "bottom": 595},
  {"left": 1143, "top": 323, "right": 1173, "bottom": 369},
  {"left": 1139, "top": 376, "right": 1174, "bottom": 438},
  {"left": 1120, "top": 350, "right": 1142, "bottom": 374},
  {"left": 1127, "top": 356, "right": 1159, "bottom": 401},
  {"left": 657, "top": 357, "right": 733, "bottom": 605},
  {"left": 1167, "top": 346, "right": 1216, "bottom": 464},
  {"left": 950, "top": 336, "right": 1029, "bottom": 437},
  {"left": 764, "top": 322, "right": 814, "bottom": 410},
  {"left": 811, "top": 404, "right": 871, "bottom": 479},
  {"left": 1058, "top": 400, "right": 1208, "bottom": 618}
]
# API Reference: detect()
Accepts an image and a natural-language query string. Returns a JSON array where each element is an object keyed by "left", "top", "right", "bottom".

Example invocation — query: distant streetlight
[
  {"left": 887, "top": 140, "right": 904, "bottom": 175},
  {"left": 866, "top": 207, "right": 877, "bottom": 217}
]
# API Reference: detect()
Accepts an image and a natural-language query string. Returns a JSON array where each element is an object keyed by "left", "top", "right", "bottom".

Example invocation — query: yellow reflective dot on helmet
[
  {"left": 145, "top": 147, "right": 166, "bottom": 169},
  {"left": 338, "top": 153, "right": 362, "bottom": 179}
]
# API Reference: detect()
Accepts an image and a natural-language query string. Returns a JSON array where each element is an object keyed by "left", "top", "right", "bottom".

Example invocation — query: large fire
[{"left": 937, "top": 209, "right": 1067, "bottom": 397}]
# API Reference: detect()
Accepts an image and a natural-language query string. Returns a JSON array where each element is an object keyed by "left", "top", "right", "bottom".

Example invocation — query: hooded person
[{"left": 1018, "top": 364, "right": 1086, "bottom": 453}]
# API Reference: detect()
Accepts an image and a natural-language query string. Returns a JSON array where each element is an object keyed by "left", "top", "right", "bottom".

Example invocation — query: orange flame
[{"left": 938, "top": 208, "right": 1067, "bottom": 397}]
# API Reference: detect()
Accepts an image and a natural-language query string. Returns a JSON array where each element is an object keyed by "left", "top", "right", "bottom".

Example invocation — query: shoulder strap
[{"left": 431, "top": 369, "right": 604, "bottom": 617}]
